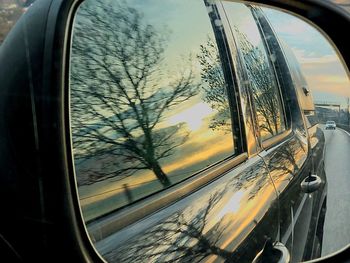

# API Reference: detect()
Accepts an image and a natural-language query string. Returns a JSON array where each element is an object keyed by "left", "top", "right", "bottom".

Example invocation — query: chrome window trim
[{"left": 261, "top": 129, "right": 293, "bottom": 150}]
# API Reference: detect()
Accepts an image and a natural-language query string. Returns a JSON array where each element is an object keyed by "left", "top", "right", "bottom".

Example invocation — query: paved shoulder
[{"left": 322, "top": 127, "right": 350, "bottom": 256}]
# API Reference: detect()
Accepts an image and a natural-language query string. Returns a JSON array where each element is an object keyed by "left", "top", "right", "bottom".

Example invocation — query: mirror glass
[
  {"left": 264, "top": 6, "right": 350, "bottom": 258},
  {"left": 69, "top": 0, "right": 350, "bottom": 262},
  {"left": 70, "top": 0, "right": 239, "bottom": 222}
]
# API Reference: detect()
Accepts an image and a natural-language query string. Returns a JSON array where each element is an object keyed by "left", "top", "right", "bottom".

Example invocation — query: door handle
[
  {"left": 300, "top": 174, "right": 322, "bottom": 193},
  {"left": 252, "top": 240, "right": 290, "bottom": 263}
]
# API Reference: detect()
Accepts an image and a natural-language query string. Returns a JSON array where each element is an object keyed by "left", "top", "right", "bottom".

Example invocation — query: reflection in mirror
[
  {"left": 96, "top": 157, "right": 275, "bottom": 262},
  {"left": 223, "top": 3, "right": 287, "bottom": 141},
  {"left": 263, "top": 7, "right": 350, "bottom": 258},
  {"left": 69, "top": 0, "right": 350, "bottom": 262},
  {"left": 70, "top": 0, "right": 237, "bottom": 221}
]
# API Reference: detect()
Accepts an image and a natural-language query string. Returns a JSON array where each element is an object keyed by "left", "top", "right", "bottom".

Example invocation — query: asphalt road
[{"left": 322, "top": 127, "right": 350, "bottom": 256}]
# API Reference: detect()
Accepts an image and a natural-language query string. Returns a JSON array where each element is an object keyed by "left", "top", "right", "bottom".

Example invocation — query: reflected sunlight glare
[{"left": 167, "top": 102, "right": 214, "bottom": 131}]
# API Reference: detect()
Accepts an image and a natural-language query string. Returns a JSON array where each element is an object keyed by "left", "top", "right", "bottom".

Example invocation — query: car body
[
  {"left": 3, "top": 0, "right": 350, "bottom": 262},
  {"left": 325, "top": 121, "right": 337, "bottom": 130}
]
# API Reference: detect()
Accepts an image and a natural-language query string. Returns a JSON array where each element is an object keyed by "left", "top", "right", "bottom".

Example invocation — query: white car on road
[{"left": 325, "top": 121, "right": 336, "bottom": 130}]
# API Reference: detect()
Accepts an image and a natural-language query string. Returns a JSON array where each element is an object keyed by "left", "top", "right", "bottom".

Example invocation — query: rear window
[{"left": 222, "top": 2, "right": 287, "bottom": 142}]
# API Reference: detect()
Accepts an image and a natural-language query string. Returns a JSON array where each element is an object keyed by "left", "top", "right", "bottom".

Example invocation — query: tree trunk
[
  {"left": 151, "top": 162, "right": 171, "bottom": 187},
  {"left": 273, "top": 116, "right": 279, "bottom": 135}
]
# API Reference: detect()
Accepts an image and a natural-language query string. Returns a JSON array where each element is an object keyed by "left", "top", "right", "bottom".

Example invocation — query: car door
[
  {"left": 281, "top": 37, "right": 328, "bottom": 259},
  {"left": 68, "top": 0, "right": 281, "bottom": 262},
  {"left": 246, "top": 6, "right": 325, "bottom": 262},
  {"left": 220, "top": 2, "right": 320, "bottom": 262}
]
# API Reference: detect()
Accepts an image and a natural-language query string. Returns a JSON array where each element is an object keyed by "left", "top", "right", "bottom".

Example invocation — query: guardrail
[{"left": 336, "top": 123, "right": 350, "bottom": 132}]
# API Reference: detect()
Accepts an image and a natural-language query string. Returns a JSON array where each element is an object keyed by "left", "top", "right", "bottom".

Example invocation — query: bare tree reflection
[
  {"left": 105, "top": 192, "right": 234, "bottom": 262},
  {"left": 198, "top": 38, "right": 231, "bottom": 133},
  {"left": 235, "top": 28, "right": 283, "bottom": 136},
  {"left": 273, "top": 144, "right": 298, "bottom": 176},
  {"left": 268, "top": 137, "right": 307, "bottom": 182},
  {"left": 70, "top": 0, "right": 198, "bottom": 187}
]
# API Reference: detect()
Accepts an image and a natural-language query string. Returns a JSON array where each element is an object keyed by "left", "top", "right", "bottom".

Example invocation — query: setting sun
[{"left": 168, "top": 102, "right": 214, "bottom": 131}]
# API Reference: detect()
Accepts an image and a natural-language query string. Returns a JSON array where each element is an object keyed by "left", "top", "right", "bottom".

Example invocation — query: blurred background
[{"left": 0, "top": 0, "right": 349, "bottom": 45}]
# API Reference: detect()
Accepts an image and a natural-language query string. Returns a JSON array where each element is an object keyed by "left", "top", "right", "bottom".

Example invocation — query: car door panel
[
  {"left": 240, "top": 5, "right": 328, "bottom": 261},
  {"left": 261, "top": 131, "right": 314, "bottom": 262},
  {"left": 89, "top": 155, "right": 278, "bottom": 263}
]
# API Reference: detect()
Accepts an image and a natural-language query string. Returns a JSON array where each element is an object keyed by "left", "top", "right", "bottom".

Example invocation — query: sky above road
[{"left": 264, "top": 7, "right": 350, "bottom": 108}]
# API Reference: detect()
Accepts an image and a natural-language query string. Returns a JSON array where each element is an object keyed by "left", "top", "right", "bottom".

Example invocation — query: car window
[
  {"left": 69, "top": 0, "right": 239, "bottom": 222},
  {"left": 222, "top": 2, "right": 287, "bottom": 142}
]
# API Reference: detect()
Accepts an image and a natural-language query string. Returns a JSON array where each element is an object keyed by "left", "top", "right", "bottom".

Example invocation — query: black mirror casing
[{"left": 0, "top": 0, "right": 100, "bottom": 262}]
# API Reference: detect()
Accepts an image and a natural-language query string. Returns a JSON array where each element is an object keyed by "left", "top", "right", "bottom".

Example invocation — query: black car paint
[
  {"left": 95, "top": 155, "right": 279, "bottom": 262},
  {"left": 0, "top": 0, "right": 97, "bottom": 262},
  {"left": 249, "top": 6, "right": 328, "bottom": 261},
  {"left": 0, "top": 0, "right": 349, "bottom": 262}
]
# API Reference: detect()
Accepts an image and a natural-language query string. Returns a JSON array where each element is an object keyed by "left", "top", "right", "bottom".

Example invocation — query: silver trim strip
[{"left": 281, "top": 194, "right": 308, "bottom": 244}]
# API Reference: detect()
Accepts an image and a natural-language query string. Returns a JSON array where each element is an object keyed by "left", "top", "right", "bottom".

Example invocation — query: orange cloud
[
  {"left": 297, "top": 57, "right": 350, "bottom": 98},
  {"left": 305, "top": 75, "right": 350, "bottom": 98}
]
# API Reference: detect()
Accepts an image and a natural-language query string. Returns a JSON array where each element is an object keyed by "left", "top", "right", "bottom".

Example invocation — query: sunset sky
[{"left": 264, "top": 7, "right": 350, "bottom": 108}]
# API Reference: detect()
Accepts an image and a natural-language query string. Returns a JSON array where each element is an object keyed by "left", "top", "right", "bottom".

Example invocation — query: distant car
[{"left": 325, "top": 121, "right": 337, "bottom": 130}]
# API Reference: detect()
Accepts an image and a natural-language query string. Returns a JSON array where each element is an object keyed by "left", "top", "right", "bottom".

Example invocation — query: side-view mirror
[{"left": 0, "top": 0, "right": 349, "bottom": 262}]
